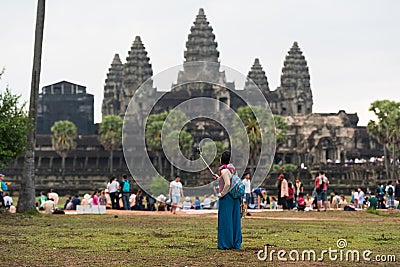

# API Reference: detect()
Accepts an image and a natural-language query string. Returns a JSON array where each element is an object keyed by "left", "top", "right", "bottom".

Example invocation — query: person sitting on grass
[
  {"left": 367, "top": 194, "right": 378, "bottom": 210},
  {"left": 271, "top": 197, "right": 278, "bottom": 210},
  {"left": 98, "top": 191, "right": 107, "bottom": 207},
  {"left": 47, "top": 189, "right": 59, "bottom": 206},
  {"left": 260, "top": 194, "right": 270, "bottom": 209},
  {"left": 71, "top": 195, "right": 81, "bottom": 210},
  {"left": 183, "top": 196, "right": 193, "bottom": 210},
  {"left": 42, "top": 198, "right": 56, "bottom": 214},
  {"left": 91, "top": 191, "right": 99, "bottom": 206},
  {"left": 203, "top": 195, "right": 212, "bottom": 210},
  {"left": 305, "top": 194, "right": 313, "bottom": 210},
  {"left": 331, "top": 192, "right": 341, "bottom": 209},
  {"left": 64, "top": 196, "right": 74, "bottom": 210},
  {"left": 81, "top": 194, "right": 90, "bottom": 206},
  {"left": 297, "top": 193, "right": 306, "bottom": 212},
  {"left": 194, "top": 196, "right": 201, "bottom": 210},
  {"left": 37, "top": 191, "right": 48, "bottom": 210},
  {"left": 3, "top": 192, "right": 13, "bottom": 209},
  {"left": 339, "top": 194, "right": 347, "bottom": 209},
  {"left": 156, "top": 194, "right": 166, "bottom": 211}
]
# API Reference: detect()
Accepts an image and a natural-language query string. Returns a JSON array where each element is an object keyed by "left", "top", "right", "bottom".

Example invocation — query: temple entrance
[{"left": 317, "top": 137, "right": 334, "bottom": 164}]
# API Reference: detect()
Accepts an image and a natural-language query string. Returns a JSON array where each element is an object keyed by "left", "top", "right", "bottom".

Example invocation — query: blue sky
[{"left": 1, "top": 0, "right": 399, "bottom": 125}]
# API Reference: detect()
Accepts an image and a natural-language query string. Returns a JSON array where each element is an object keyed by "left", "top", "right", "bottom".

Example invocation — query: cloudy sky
[{"left": 1, "top": 0, "right": 399, "bottom": 125}]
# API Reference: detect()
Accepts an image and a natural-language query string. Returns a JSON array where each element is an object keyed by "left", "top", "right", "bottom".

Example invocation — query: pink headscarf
[{"left": 218, "top": 163, "right": 236, "bottom": 175}]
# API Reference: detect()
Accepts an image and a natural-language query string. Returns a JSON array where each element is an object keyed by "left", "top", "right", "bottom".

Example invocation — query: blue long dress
[{"left": 218, "top": 193, "right": 242, "bottom": 249}]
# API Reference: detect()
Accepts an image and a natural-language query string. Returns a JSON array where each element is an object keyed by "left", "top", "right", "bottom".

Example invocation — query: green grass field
[{"left": 1, "top": 210, "right": 399, "bottom": 266}]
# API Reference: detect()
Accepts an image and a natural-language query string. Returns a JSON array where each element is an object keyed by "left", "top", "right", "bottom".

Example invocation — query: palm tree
[
  {"left": 51, "top": 120, "right": 77, "bottom": 180},
  {"left": 273, "top": 115, "right": 288, "bottom": 151},
  {"left": 234, "top": 106, "right": 287, "bottom": 170},
  {"left": 367, "top": 120, "right": 390, "bottom": 177},
  {"left": 145, "top": 119, "right": 164, "bottom": 171},
  {"left": 145, "top": 110, "right": 190, "bottom": 174},
  {"left": 18, "top": 0, "right": 46, "bottom": 213},
  {"left": 201, "top": 141, "right": 227, "bottom": 168},
  {"left": 162, "top": 129, "right": 193, "bottom": 177},
  {"left": 98, "top": 115, "right": 123, "bottom": 174}
]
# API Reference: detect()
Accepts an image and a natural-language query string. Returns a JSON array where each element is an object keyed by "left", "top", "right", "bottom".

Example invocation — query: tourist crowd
[{"left": 2, "top": 171, "right": 400, "bottom": 214}]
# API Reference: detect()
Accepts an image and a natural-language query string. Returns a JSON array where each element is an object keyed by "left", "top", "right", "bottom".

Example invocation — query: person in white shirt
[
  {"left": 129, "top": 193, "right": 136, "bottom": 209},
  {"left": 168, "top": 176, "right": 184, "bottom": 214},
  {"left": 242, "top": 172, "right": 251, "bottom": 215},
  {"left": 107, "top": 177, "right": 120, "bottom": 209},
  {"left": 353, "top": 190, "right": 359, "bottom": 207},
  {"left": 3, "top": 192, "right": 13, "bottom": 209},
  {"left": 203, "top": 195, "right": 212, "bottom": 209},
  {"left": 47, "top": 189, "right": 59, "bottom": 206},
  {"left": 42, "top": 198, "right": 56, "bottom": 214}
]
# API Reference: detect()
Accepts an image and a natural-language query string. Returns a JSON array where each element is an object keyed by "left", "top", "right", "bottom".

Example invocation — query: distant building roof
[{"left": 42, "top": 81, "right": 88, "bottom": 95}]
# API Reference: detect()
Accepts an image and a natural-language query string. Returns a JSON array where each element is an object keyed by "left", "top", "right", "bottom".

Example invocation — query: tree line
[{"left": 367, "top": 100, "right": 400, "bottom": 181}]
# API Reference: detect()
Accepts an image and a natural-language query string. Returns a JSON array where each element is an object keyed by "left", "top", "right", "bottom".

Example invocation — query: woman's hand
[{"left": 213, "top": 174, "right": 219, "bottom": 180}]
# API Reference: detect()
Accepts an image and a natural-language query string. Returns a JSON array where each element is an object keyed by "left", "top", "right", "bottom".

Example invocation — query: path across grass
[{"left": 1, "top": 210, "right": 399, "bottom": 266}]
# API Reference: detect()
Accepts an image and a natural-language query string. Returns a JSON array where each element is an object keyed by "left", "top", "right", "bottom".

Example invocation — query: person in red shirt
[
  {"left": 287, "top": 182, "right": 295, "bottom": 210},
  {"left": 315, "top": 171, "right": 329, "bottom": 211}
]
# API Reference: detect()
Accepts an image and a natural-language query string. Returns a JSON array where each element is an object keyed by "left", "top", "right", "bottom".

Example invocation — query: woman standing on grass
[{"left": 214, "top": 151, "right": 242, "bottom": 250}]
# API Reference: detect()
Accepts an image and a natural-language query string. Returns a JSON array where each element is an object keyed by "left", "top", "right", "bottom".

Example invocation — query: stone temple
[
  {"left": 102, "top": 8, "right": 380, "bottom": 166},
  {"left": 3, "top": 8, "right": 383, "bottom": 195}
]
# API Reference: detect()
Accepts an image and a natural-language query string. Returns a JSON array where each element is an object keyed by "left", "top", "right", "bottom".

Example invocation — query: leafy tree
[
  {"left": 0, "top": 88, "right": 32, "bottom": 169},
  {"left": 145, "top": 111, "right": 169, "bottom": 171},
  {"left": 233, "top": 106, "right": 262, "bottom": 168},
  {"left": 145, "top": 119, "right": 164, "bottom": 170},
  {"left": 98, "top": 115, "right": 123, "bottom": 174},
  {"left": 18, "top": 0, "right": 46, "bottom": 213},
  {"left": 274, "top": 115, "right": 288, "bottom": 149},
  {"left": 201, "top": 141, "right": 228, "bottom": 168},
  {"left": 163, "top": 129, "right": 194, "bottom": 177},
  {"left": 367, "top": 100, "right": 400, "bottom": 180},
  {"left": 51, "top": 120, "right": 77, "bottom": 180},
  {"left": 145, "top": 110, "right": 193, "bottom": 177},
  {"left": 177, "top": 130, "right": 193, "bottom": 159},
  {"left": 233, "top": 105, "right": 285, "bottom": 170},
  {"left": 146, "top": 111, "right": 168, "bottom": 127},
  {"left": 273, "top": 163, "right": 297, "bottom": 172}
]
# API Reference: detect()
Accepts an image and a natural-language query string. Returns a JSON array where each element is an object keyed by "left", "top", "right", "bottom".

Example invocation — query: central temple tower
[
  {"left": 172, "top": 8, "right": 233, "bottom": 113},
  {"left": 275, "top": 42, "right": 313, "bottom": 116}
]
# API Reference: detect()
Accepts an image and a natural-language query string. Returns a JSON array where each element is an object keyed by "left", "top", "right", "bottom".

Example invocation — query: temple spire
[
  {"left": 280, "top": 41, "right": 311, "bottom": 91},
  {"left": 184, "top": 8, "right": 219, "bottom": 63},
  {"left": 121, "top": 36, "right": 153, "bottom": 115},
  {"left": 102, "top": 54, "right": 123, "bottom": 117},
  {"left": 244, "top": 58, "right": 270, "bottom": 93},
  {"left": 277, "top": 41, "right": 313, "bottom": 115}
]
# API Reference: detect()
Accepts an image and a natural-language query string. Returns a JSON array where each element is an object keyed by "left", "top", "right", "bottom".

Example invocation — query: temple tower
[
  {"left": 102, "top": 54, "right": 123, "bottom": 117},
  {"left": 244, "top": 58, "right": 270, "bottom": 94},
  {"left": 120, "top": 36, "right": 153, "bottom": 116},
  {"left": 242, "top": 58, "right": 272, "bottom": 110},
  {"left": 184, "top": 8, "right": 219, "bottom": 63},
  {"left": 172, "top": 8, "right": 232, "bottom": 114},
  {"left": 276, "top": 42, "right": 313, "bottom": 116}
]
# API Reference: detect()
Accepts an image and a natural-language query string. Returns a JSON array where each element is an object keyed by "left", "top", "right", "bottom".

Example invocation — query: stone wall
[{"left": 4, "top": 158, "right": 388, "bottom": 198}]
